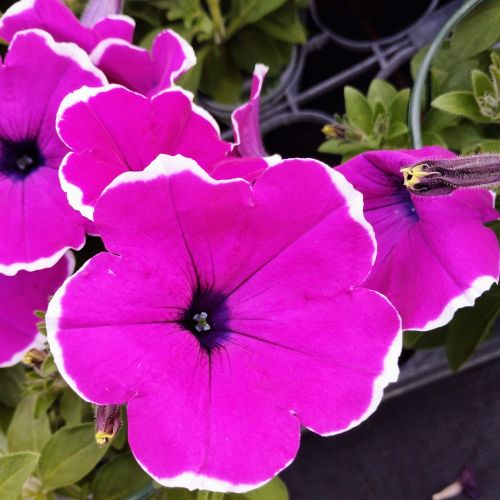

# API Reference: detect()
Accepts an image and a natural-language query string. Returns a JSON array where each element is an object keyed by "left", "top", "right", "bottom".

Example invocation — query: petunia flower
[
  {"left": 0, "top": 253, "right": 73, "bottom": 367},
  {"left": 90, "top": 29, "right": 196, "bottom": 97},
  {"left": 337, "top": 147, "right": 500, "bottom": 331},
  {"left": 0, "top": 0, "right": 194, "bottom": 97},
  {"left": 0, "top": 0, "right": 134, "bottom": 53},
  {"left": 46, "top": 154, "right": 401, "bottom": 492},
  {"left": 0, "top": 29, "right": 107, "bottom": 275},
  {"left": 56, "top": 84, "right": 232, "bottom": 220}
]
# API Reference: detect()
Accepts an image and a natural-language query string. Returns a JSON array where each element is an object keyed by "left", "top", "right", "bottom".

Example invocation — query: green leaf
[
  {"left": 403, "top": 328, "right": 447, "bottom": 349},
  {"left": 34, "top": 391, "right": 58, "bottom": 419},
  {"left": 474, "top": 138, "right": 500, "bottom": 153},
  {"left": 0, "top": 452, "right": 39, "bottom": 499},
  {"left": 422, "top": 107, "right": 459, "bottom": 133},
  {"left": 472, "top": 69, "right": 494, "bottom": 99},
  {"left": 451, "top": 0, "right": 500, "bottom": 59},
  {"left": 60, "top": 388, "right": 83, "bottom": 426},
  {"left": 226, "top": 0, "right": 287, "bottom": 38},
  {"left": 7, "top": 395, "right": 51, "bottom": 453},
  {"left": 446, "top": 284, "right": 500, "bottom": 371},
  {"left": 422, "top": 131, "right": 448, "bottom": 148},
  {"left": 440, "top": 123, "right": 486, "bottom": 152},
  {"left": 431, "top": 91, "right": 486, "bottom": 122},
  {"left": 255, "top": 0, "right": 306, "bottom": 44},
  {"left": 0, "top": 365, "right": 25, "bottom": 407},
  {"left": 318, "top": 139, "right": 368, "bottom": 156},
  {"left": 200, "top": 45, "right": 243, "bottom": 104},
  {"left": 367, "top": 79, "right": 397, "bottom": 108},
  {"left": 387, "top": 122, "right": 408, "bottom": 139},
  {"left": 228, "top": 27, "right": 291, "bottom": 77},
  {"left": 39, "top": 423, "right": 109, "bottom": 491},
  {"left": 226, "top": 476, "right": 288, "bottom": 500},
  {"left": 344, "top": 86, "right": 373, "bottom": 134},
  {"left": 40, "top": 355, "right": 57, "bottom": 377},
  {"left": 388, "top": 89, "right": 410, "bottom": 124},
  {"left": 92, "top": 453, "right": 152, "bottom": 500}
]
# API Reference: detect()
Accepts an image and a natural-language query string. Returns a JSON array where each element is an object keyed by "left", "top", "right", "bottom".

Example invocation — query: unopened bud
[
  {"left": 402, "top": 154, "right": 500, "bottom": 196},
  {"left": 22, "top": 348, "right": 47, "bottom": 368},
  {"left": 322, "top": 122, "right": 347, "bottom": 139},
  {"left": 95, "top": 405, "right": 121, "bottom": 446}
]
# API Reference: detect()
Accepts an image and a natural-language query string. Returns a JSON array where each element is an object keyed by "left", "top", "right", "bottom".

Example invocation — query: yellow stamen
[
  {"left": 401, "top": 163, "right": 431, "bottom": 190},
  {"left": 95, "top": 431, "right": 114, "bottom": 446}
]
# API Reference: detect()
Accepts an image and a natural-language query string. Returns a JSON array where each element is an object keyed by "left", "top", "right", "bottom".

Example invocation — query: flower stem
[
  {"left": 206, "top": 0, "right": 226, "bottom": 44},
  {"left": 409, "top": 0, "right": 484, "bottom": 148}
]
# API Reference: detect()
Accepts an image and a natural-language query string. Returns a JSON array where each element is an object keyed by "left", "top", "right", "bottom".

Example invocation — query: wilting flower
[
  {"left": 0, "top": 29, "right": 106, "bottom": 274},
  {"left": 403, "top": 154, "right": 500, "bottom": 196},
  {"left": 95, "top": 404, "right": 122, "bottom": 446},
  {"left": 47, "top": 155, "right": 401, "bottom": 492},
  {"left": 231, "top": 63, "right": 268, "bottom": 158},
  {"left": 337, "top": 147, "right": 500, "bottom": 331},
  {"left": 91, "top": 29, "right": 196, "bottom": 96},
  {"left": 0, "top": 253, "right": 72, "bottom": 367},
  {"left": 0, "top": 0, "right": 134, "bottom": 53}
]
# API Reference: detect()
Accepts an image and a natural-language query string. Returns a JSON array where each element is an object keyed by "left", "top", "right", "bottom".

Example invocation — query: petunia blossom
[
  {"left": 337, "top": 147, "right": 500, "bottom": 331},
  {"left": 0, "top": 0, "right": 134, "bottom": 53},
  {"left": 57, "top": 84, "right": 232, "bottom": 219},
  {"left": 0, "top": 29, "right": 107, "bottom": 275},
  {"left": 0, "top": 253, "right": 73, "bottom": 367},
  {"left": 90, "top": 29, "right": 196, "bottom": 96},
  {"left": 47, "top": 154, "right": 401, "bottom": 492}
]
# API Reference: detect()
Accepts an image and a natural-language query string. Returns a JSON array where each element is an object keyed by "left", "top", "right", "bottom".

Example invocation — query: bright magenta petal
[
  {"left": 47, "top": 155, "right": 401, "bottom": 491},
  {"left": 0, "top": 253, "right": 72, "bottom": 367},
  {"left": 338, "top": 147, "right": 500, "bottom": 330},
  {"left": 57, "top": 86, "right": 230, "bottom": 219}
]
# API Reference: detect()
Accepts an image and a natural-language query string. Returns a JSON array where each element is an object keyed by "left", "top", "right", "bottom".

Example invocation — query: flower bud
[
  {"left": 95, "top": 404, "right": 121, "bottom": 446},
  {"left": 402, "top": 154, "right": 500, "bottom": 196}
]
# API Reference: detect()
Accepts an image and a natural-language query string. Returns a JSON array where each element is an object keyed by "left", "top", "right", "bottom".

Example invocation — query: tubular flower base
[
  {"left": 403, "top": 154, "right": 500, "bottom": 196},
  {"left": 0, "top": 253, "right": 73, "bottom": 367},
  {"left": 0, "top": 29, "right": 106, "bottom": 275},
  {"left": 46, "top": 155, "right": 401, "bottom": 492},
  {"left": 338, "top": 147, "right": 500, "bottom": 331}
]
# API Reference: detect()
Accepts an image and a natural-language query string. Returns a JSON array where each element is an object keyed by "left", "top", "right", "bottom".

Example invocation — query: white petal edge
[
  {"left": 9, "top": 29, "right": 107, "bottom": 83},
  {"left": 59, "top": 152, "right": 95, "bottom": 221},
  {"left": 415, "top": 275, "right": 498, "bottom": 331},
  {"left": 0, "top": 251, "right": 75, "bottom": 367}
]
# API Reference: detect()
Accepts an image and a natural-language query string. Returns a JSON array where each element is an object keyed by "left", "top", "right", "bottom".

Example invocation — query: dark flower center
[
  {"left": 0, "top": 138, "right": 44, "bottom": 179},
  {"left": 181, "top": 287, "right": 229, "bottom": 352}
]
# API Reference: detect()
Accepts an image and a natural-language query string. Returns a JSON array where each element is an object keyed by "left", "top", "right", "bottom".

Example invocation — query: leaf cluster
[
  {"left": 0, "top": 344, "right": 288, "bottom": 499},
  {"left": 125, "top": 0, "right": 307, "bottom": 103}
]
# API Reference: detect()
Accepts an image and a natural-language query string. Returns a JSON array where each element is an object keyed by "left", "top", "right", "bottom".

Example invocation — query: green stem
[
  {"left": 206, "top": 0, "right": 226, "bottom": 44},
  {"left": 409, "top": 0, "right": 484, "bottom": 148},
  {"left": 197, "top": 491, "right": 210, "bottom": 500}
]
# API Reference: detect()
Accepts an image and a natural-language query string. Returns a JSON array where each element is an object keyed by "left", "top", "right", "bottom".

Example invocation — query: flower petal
[
  {"left": 338, "top": 147, "right": 500, "bottom": 330},
  {"left": 57, "top": 86, "right": 230, "bottom": 218},
  {"left": 0, "top": 0, "right": 133, "bottom": 52},
  {"left": 90, "top": 30, "right": 196, "bottom": 96},
  {"left": 0, "top": 253, "right": 73, "bottom": 367},
  {"left": 231, "top": 64, "right": 268, "bottom": 157}
]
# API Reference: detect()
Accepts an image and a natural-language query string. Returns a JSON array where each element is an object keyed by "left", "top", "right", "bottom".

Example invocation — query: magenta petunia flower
[
  {"left": 0, "top": 29, "right": 106, "bottom": 275},
  {"left": 90, "top": 29, "right": 196, "bottom": 96},
  {"left": 56, "top": 84, "right": 231, "bottom": 219},
  {"left": 0, "top": 253, "right": 73, "bottom": 367},
  {"left": 337, "top": 147, "right": 500, "bottom": 331},
  {"left": 231, "top": 64, "right": 268, "bottom": 158},
  {"left": 0, "top": 0, "right": 134, "bottom": 53},
  {"left": 47, "top": 154, "right": 401, "bottom": 492}
]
